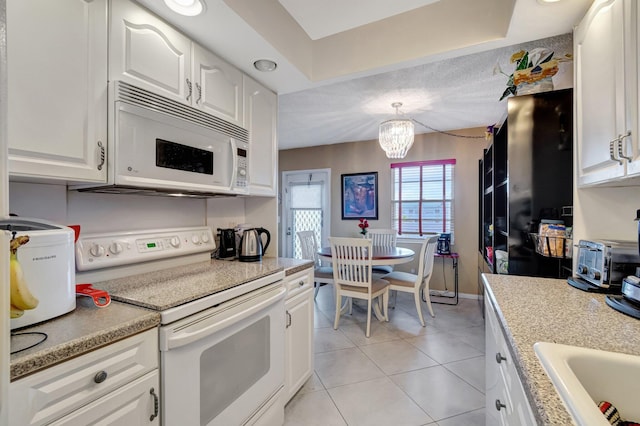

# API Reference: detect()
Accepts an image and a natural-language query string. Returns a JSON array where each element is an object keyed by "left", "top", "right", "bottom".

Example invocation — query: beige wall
[{"left": 279, "top": 127, "right": 487, "bottom": 296}]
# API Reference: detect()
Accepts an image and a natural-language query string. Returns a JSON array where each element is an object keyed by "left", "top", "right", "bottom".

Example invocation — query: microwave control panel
[
  {"left": 235, "top": 146, "right": 248, "bottom": 190},
  {"left": 76, "top": 226, "right": 215, "bottom": 271}
]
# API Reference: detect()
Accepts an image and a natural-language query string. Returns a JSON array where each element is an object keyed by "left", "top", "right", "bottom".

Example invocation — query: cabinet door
[
  {"left": 575, "top": 0, "right": 628, "bottom": 186},
  {"left": 625, "top": 1, "right": 640, "bottom": 176},
  {"left": 244, "top": 76, "right": 277, "bottom": 196},
  {"left": 7, "top": 0, "right": 107, "bottom": 183},
  {"left": 10, "top": 329, "right": 158, "bottom": 426},
  {"left": 50, "top": 370, "right": 160, "bottom": 426},
  {"left": 285, "top": 286, "right": 313, "bottom": 402},
  {"left": 193, "top": 44, "right": 244, "bottom": 126},
  {"left": 110, "top": 0, "right": 191, "bottom": 104}
]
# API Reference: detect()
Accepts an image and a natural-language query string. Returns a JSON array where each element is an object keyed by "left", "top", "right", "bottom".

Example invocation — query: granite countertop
[
  {"left": 10, "top": 258, "right": 312, "bottom": 381},
  {"left": 10, "top": 297, "right": 160, "bottom": 381},
  {"left": 483, "top": 274, "right": 640, "bottom": 425},
  {"left": 93, "top": 257, "right": 313, "bottom": 311}
]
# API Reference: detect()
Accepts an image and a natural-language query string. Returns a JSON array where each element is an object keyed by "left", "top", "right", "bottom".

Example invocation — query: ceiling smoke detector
[{"left": 253, "top": 59, "right": 278, "bottom": 72}]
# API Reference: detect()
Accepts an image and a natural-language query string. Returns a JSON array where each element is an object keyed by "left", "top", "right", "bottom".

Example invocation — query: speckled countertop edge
[
  {"left": 483, "top": 274, "right": 640, "bottom": 425},
  {"left": 10, "top": 299, "right": 160, "bottom": 381}
]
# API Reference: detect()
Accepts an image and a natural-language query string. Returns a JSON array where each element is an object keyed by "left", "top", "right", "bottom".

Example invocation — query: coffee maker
[
  {"left": 437, "top": 233, "right": 451, "bottom": 255},
  {"left": 217, "top": 228, "right": 236, "bottom": 259}
]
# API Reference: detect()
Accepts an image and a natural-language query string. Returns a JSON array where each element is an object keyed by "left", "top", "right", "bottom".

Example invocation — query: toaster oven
[{"left": 575, "top": 239, "right": 640, "bottom": 288}]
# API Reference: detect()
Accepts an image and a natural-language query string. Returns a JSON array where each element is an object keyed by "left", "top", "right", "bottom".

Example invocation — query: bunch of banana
[{"left": 10, "top": 235, "right": 38, "bottom": 318}]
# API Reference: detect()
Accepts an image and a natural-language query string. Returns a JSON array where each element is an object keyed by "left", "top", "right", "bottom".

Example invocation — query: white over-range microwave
[{"left": 73, "top": 81, "right": 249, "bottom": 197}]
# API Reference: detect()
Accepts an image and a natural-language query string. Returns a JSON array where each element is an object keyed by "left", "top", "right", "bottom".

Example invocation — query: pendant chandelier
[{"left": 378, "top": 102, "right": 415, "bottom": 159}]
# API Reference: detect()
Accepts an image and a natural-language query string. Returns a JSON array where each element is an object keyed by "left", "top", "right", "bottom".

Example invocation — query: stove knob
[
  {"left": 170, "top": 237, "right": 180, "bottom": 248},
  {"left": 201, "top": 233, "right": 210, "bottom": 243},
  {"left": 591, "top": 270, "right": 601, "bottom": 280},
  {"left": 89, "top": 243, "right": 105, "bottom": 258},
  {"left": 191, "top": 235, "right": 201, "bottom": 245},
  {"left": 577, "top": 265, "right": 588, "bottom": 275},
  {"left": 109, "top": 242, "right": 123, "bottom": 255}
]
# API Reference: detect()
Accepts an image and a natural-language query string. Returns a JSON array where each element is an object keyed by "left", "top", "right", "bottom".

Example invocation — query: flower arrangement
[
  {"left": 494, "top": 48, "right": 571, "bottom": 101},
  {"left": 358, "top": 218, "right": 369, "bottom": 236}
]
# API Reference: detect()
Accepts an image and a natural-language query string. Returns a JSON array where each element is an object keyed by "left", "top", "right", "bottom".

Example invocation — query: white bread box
[{"left": 2, "top": 218, "right": 75, "bottom": 330}]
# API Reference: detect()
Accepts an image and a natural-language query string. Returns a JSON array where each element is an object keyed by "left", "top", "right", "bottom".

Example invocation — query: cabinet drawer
[
  {"left": 286, "top": 269, "right": 313, "bottom": 299},
  {"left": 10, "top": 329, "right": 158, "bottom": 426}
]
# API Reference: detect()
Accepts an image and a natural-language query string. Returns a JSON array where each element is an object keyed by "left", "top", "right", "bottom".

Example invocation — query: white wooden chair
[
  {"left": 297, "top": 231, "right": 333, "bottom": 300},
  {"left": 381, "top": 235, "right": 439, "bottom": 326},
  {"left": 329, "top": 237, "right": 390, "bottom": 338},
  {"left": 366, "top": 228, "right": 398, "bottom": 275}
]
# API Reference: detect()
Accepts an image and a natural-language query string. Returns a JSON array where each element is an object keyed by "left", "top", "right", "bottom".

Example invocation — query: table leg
[{"left": 426, "top": 256, "right": 459, "bottom": 305}]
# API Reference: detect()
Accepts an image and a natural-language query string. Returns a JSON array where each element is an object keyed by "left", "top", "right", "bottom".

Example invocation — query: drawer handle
[
  {"left": 495, "top": 399, "right": 506, "bottom": 411},
  {"left": 286, "top": 311, "right": 292, "bottom": 328},
  {"left": 495, "top": 352, "right": 507, "bottom": 364},
  {"left": 150, "top": 387, "right": 159, "bottom": 421},
  {"left": 94, "top": 370, "right": 108, "bottom": 384}
]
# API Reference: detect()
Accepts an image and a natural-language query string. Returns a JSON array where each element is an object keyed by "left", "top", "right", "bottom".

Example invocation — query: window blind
[{"left": 391, "top": 159, "right": 455, "bottom": 237}]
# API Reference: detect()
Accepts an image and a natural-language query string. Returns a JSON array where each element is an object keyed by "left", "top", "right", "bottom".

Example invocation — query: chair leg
[
  {"left": 414, "top": 291, "right": 426, "bottom": 327},
  {"left": 313, "top": 282, "right": 320, "bottom": 300},
  {"left": 383, "top": 291, "right": 389, "bottom": 321},
  {"left": 423, "top": 283, "right": 435, "bottom": 318},
  {"left": 366, "top": 298, "right": 372, "bottom": 338},
  {"left": 334, "top": 288, "right": 342, "bottom": 330}
]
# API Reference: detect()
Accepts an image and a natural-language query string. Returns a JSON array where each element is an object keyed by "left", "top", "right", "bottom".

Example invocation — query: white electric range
[{"left": 76, "top": 226, "right": 286, "bottom": 426}]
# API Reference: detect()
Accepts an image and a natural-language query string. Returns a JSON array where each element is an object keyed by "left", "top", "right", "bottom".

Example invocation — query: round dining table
[{"left": 317, "top": 246, "right": 415, "bottom": 265}]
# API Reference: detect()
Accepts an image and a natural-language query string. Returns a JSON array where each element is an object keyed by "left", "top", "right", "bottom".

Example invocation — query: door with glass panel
[{"left": 282, "top": 169, "right": 331, "bottom": 258}]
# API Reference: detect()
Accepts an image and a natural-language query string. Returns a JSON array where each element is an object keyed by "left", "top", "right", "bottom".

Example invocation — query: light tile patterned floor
[{"left": 284, "top": 288, "right": 486, "bottom": 426}]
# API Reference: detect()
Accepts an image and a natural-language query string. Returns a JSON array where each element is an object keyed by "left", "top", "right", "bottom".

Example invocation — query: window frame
[{"left": 390, "top": 159, "right": 455, "bottom": 238}]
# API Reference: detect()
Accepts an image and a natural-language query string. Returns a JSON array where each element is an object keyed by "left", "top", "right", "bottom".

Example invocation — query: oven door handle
[{"left": 161, "top": 286, "right": 286, "bottom": 351}]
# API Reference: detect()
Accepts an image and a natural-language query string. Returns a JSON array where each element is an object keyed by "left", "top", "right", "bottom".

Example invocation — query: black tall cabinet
[{"left": 479, "top": 88, "right": 573, "bottom": 278}]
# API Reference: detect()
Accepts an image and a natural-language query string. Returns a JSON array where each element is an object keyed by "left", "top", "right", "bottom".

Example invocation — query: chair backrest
[
  {"left": 417, "top": 235, "right": 440, "bottom": 284},
  {"left": 329, "top": 237, "right": 373, "bottom": 290},
  {"left": 366, "top": 229, "right": 397, "bottom": 247},
  {"left": 297, "top": 230, "right": 318, "bottom": 266}
]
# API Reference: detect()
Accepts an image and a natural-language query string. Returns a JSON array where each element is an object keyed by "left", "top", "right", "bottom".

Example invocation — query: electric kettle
[{"left": 238, "top": 227, "right": 271, "bottom": 262}]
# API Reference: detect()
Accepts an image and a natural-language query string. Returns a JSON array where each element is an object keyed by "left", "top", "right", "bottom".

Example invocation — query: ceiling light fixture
[
  {"left": 253, "top": 59, "right": 278, "bottom": 72},
  {"left": 378, "top": 102, "right": 415, "bottom": 159},
  {"left": 537, "top": 0, "right": 561, "bottom": 3},
  {"left": 163, "top": 0, "right": 205, "bottom": 16}
]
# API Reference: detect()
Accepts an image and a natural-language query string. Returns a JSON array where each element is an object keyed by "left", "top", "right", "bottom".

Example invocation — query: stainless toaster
[{"left": 576, "top": 240, "right": 640, "bottom": 288}]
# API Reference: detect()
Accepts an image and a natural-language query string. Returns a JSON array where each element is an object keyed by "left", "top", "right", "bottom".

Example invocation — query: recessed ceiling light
[
  {"left": 537, "top": 0, "right": 561, "bottom": 3},
  {"left": 164, "top": 0, "right": 205, "bottom": 16},
  {"left": 253, "top": 59, "right": 278, "bottom": 72}
]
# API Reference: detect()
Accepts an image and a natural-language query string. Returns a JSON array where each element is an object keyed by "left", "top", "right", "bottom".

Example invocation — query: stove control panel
[{"left": 76, "top": 226, "right": 215, "bottom": 271}]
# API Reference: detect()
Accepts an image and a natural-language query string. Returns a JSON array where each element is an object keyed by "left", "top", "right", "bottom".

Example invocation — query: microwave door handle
[{"left": 229, "top": 138, "right": 238, "bottom": 190}]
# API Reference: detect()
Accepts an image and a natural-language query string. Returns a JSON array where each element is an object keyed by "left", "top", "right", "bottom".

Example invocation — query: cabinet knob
[
  {"left": 94, "top": 370, "right": 108, "bottom": 383},
  {"left": 495, "top": 399, "right": 507, "bottom": 411},
  {"left": 298, "top": 280, "right": 304, "bottom": 286},
  {"left": 495, "top": 352, "right": 507, "bottom": 364}
]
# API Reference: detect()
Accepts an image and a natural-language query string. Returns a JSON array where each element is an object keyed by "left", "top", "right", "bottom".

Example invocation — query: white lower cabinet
[
  {"left": 10, "top": 329, "right": 159, "bottom": 426},
  {"left": 485, "top": 293, "right": 536, "bottom": 426},
  {"left": 284, "top": 268, "right": 314, "bottom": 402}
]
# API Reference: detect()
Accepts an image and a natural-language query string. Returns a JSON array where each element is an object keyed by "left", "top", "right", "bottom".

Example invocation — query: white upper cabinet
[
  {"left": 110, "top": 0, "right": 244, "bottom": 126},
  {"left": 110, "top": 0, "right": 192, "bottom": 104},
  {"left": 576, "top": 0, "right": 640, "bottom": 186},
  {"left": 7, "top": 0, "right": 108, "bottom": 183},
  {"left": 193, "top": 44, "right": 244, "bottom": 127},
  {"left": 244, "top": 76, "right": 278, "bottom": 196}
]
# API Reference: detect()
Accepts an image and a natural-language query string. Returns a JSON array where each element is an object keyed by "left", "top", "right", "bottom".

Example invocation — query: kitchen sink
[{"left": 534, "top": 342, "right": 640, "bottom": 426}]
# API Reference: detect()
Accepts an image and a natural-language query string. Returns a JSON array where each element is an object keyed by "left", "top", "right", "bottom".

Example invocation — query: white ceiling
[{"left": 135, "top": 0, "right": 593, "bottom": 150}]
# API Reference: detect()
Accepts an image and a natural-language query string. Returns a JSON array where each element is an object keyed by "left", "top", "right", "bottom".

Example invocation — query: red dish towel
[{"left": 599, "top": 401, "right": 640, "bottom": 426}]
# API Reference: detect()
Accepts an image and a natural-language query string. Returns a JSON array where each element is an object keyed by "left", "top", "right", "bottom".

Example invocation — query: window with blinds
[{"left": 391, "top": 159, "right": 455, "bottom": 237}]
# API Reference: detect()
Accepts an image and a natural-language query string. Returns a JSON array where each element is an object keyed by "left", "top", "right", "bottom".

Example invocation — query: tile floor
[{"left": 284, "top": 287, "right": 487, "bottom": 426}]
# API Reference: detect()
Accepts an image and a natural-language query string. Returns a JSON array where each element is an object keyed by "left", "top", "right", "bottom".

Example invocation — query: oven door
[{"left": 160, "top": 282, "right": 286, "bottom": 426}]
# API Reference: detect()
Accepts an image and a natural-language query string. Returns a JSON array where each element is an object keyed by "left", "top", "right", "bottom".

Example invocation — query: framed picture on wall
[{"left": 341, "top": 172, "right": 378, "bottom": 220}]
